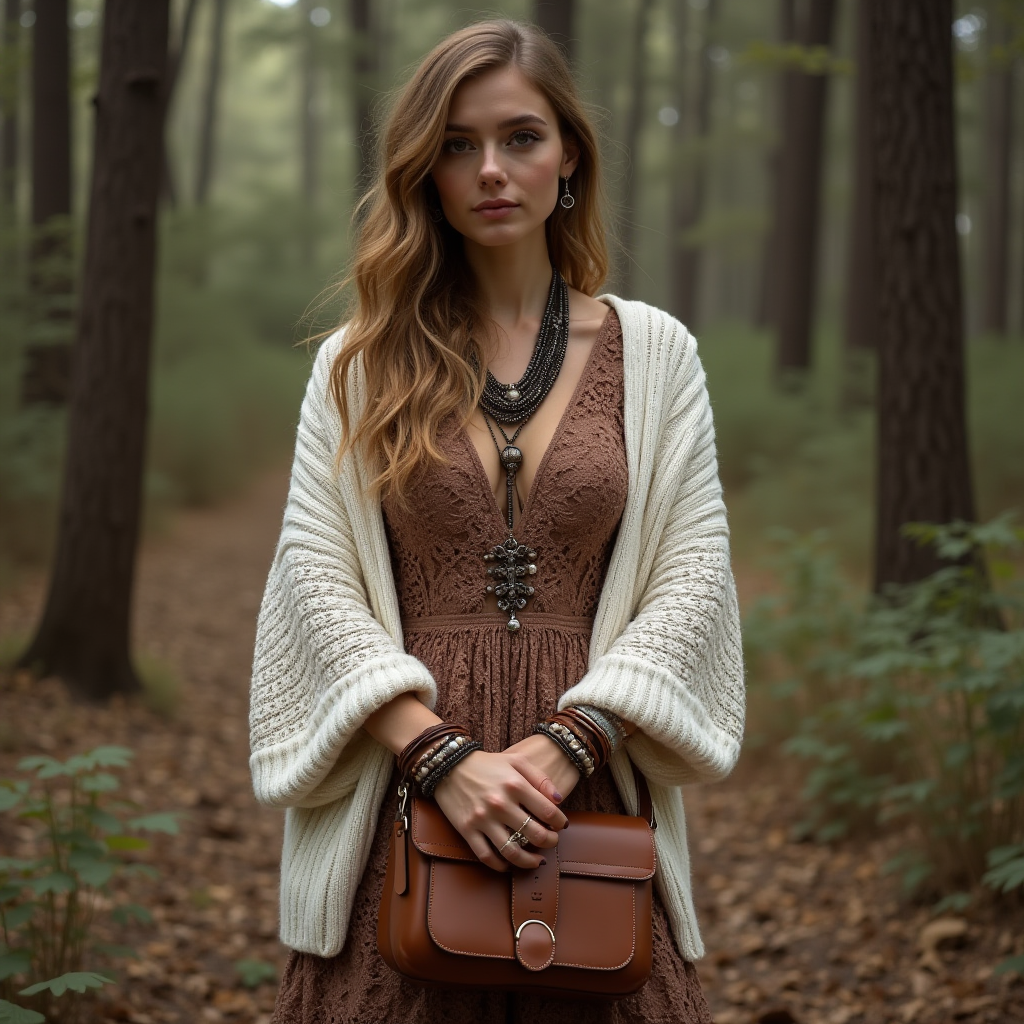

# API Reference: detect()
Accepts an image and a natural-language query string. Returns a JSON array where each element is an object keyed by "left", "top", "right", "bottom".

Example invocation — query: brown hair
[{"left": 328, "top": 18, "right": 608, "bottom": 508}]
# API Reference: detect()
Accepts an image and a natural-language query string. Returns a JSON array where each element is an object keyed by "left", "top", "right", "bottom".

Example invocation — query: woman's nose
[{"left": 478, "top": 145, "right": 507, "bottom": 187}]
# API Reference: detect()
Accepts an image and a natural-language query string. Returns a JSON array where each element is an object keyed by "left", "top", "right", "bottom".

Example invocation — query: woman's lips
[{"left": 474, "top": 202, "right": 519, "bottom": 219}]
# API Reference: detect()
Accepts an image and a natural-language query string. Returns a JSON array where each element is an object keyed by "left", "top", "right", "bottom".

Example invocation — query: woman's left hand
[{"left": 503, "top": 733, "right": 582, "bottom": 805}]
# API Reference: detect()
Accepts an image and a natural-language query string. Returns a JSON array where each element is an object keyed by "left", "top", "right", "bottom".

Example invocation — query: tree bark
[
  {"left": 161, "top": 0, "right": 201, "bottom": 208},
  {"left": 773, "top": 0, "right": 838, "bottom": 380},
  {"left": 350, "top": 0, "right": 374, "bottom": 196},
  {"left": 669, "top": 0, "right": 718, "bottom": 328},
  {"left": 18, "top": 0, "right": 170, "bottom": 700},
  {"left": 843, "top": 0, "right": 875, "bottom": 353},
  {"left": 1, "top": 0, "right": 19, "bottom": 209},
  {"left": 534, "top": 0, "right": 575, "bottom": 63},
  {"left": 195, "top": 0, "right": 227, "bottom": 206},
  {"left": 840, "top": 0, "right": 876, "bottom": 408},
  {"left": 755, "top": 0, "right": 797, "bottom": 329},
  {"left": 29, "top": 0, "right": 70, "bottom": 231},
  {"left": 22, "top": 0, "right": 74, "bottom": 406},
  {"left": 619, "top": 0, "right": 655, "bottom": 296},
  {"left": 980, "top": 13, "right": 1013, "bottom": 336},
  {"left": 871, "top": 0, "right": 977, "bottom": 591}
]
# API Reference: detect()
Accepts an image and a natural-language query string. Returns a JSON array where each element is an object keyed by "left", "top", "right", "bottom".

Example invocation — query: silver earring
[{"left": 560, "top": 175, "right": 575, "bottom": 209}]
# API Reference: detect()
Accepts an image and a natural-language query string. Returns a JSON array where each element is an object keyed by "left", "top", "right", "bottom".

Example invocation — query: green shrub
[
  {"left": 744, "top": 515, "right": 1024, "bottom": 899},
  {"left": 0, "top": 747, "right": 178, "bottom": 1023}
]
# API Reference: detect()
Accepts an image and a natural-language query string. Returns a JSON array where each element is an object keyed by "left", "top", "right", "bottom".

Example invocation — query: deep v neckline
[{"left": 461, "top": 304, "right": 613, "bottom": 540}]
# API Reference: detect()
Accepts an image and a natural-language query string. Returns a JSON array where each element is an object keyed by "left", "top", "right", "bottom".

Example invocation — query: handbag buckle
[{"left": 514, "top": 918, "right": 556, "bottom": 971}]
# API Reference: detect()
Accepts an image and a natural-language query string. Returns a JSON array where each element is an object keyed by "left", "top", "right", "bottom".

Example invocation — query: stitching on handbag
[
  {"left": 427, "top": 863, "right": 516, "bottom": 960},
  {"left": 552, "top": 887, "right": 637, "bottom": 972},
  {"left": 559, "top": 827, "right": 658, "bottom": 877},
  {"left": 559, "top": 862, "right": 653, "bottom": 878}
]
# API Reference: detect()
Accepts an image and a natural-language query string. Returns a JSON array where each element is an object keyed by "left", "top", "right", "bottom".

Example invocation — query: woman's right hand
[{"left": 433, "top": 749, "right": 569, "bottom": 871}]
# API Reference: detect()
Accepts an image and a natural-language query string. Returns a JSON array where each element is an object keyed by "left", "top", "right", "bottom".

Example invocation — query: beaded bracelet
[
  {"left": 420, "top": 738, "right": 482, "bottom": 798},
  {"left": 533, "top": 719, "right": 596, "bottom": 777},
  {"left": 397, "top": 722, "right": 467, "bottom": 779}
]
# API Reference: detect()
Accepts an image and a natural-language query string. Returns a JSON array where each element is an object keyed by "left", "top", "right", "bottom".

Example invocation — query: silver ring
[{"left": 517, "top": 814, "right": 533, "bottom": 834}]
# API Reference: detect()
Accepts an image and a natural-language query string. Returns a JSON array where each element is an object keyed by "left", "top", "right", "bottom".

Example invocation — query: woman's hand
[
  {"left": 503, "top": 732, "right": 581, "bottom": 805},
  {"left": 433, "top": 748, "right": 570, "bottom": 872}
]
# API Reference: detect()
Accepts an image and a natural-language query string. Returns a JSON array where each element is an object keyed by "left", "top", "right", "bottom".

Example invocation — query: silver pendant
[
  {"left": 506, "top": 388, "right": 520, "bottom": 402},
  {"left": 483, "top": 536, "right": 538, "bottom": 633}
]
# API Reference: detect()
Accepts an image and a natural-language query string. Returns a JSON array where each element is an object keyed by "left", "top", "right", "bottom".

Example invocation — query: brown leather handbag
[{"left": 377, "top": 766, "right": 656, "bottom": 999}]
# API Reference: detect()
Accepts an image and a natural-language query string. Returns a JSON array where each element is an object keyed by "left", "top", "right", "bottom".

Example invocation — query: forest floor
[{"left": 0, "top": 469, "right": 1021, "bottom": 1024}]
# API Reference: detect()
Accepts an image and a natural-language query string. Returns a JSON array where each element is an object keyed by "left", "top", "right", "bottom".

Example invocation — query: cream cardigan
[{"left": 249, "top": 294, "right": 745, "bottom": 961}]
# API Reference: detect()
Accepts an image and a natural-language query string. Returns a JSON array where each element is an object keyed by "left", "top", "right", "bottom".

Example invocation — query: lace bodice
[{"left": 382, "top": 308, "right": 627, "bottom": 622}]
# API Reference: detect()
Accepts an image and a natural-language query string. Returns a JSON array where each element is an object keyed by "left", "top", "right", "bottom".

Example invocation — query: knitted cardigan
[{"left": 249, "top": 294, "right": 745, "bottom": 961}]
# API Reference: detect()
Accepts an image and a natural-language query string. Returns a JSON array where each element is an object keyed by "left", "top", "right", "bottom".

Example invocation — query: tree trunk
[
  {"left": 871, "top": 0, "right": 976, "bottom": 591},
  {"left": 670, "top": 0, "right": 718, "bottom": 328},
  {"left": 195, "top": 0, "right": 227, "bottom": 206},
  {"left": 534, "top": 0, "right": 575, "bottom": 63},
  {"left": 21, "top": 0, "right": 74, "bottom": 406},
  {"left": 755, "top": 0, "right": 797, "bottom": 329},
  {"left": 161, "top": 0, "right": 201, "bottom": 208},
  {"left": 980, "top": 13, "right": 1013, "bottom": 336},
  {"left": 1, "top": 0, "right": 19, "bottom": 209},
  {"left": 774, "top": 0, "right": 838, "bottom": 380},
  {"left": 350, "top": 0, "right": 374, "bottom": 196},
  {"left": 619, "top": 0, "right": 655, "bottom": 296},
  {"left": 840, "top": 0, "right": 876, "bottom": 408},
  {"left": 18, "top": 0, "right": 170, "bottom": 700}
]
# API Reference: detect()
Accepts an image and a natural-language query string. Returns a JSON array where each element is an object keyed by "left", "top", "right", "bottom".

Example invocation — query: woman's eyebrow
[{"left": 444, "top": 113, "right": 549, "bottom": 133}]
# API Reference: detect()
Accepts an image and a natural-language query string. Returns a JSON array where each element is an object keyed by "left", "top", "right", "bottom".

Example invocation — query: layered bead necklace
[{"left": 479, "top": 267, "right": 570, "bottom": 633}]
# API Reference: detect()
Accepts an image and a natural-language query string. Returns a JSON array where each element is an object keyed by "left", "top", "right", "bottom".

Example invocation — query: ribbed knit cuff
[
  {"left": 559, "top": 653, "right": 741, "bottom": 785},
  {"left": 250, "top": 651, "right": 436, "bottom": 807}
]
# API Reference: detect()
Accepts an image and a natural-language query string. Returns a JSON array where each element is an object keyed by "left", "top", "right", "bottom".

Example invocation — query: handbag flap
[
  {"left": 411, "top": 799, "right": 656, "bottom": 880},
  {"left": 428, "top": 860, "right": 639, "bottom": 971}
]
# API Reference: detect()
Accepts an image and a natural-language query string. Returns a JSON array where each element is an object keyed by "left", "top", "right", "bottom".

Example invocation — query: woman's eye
[
  {"left": 509, "top": 130, "right": 540, "bottom": 146},
  {"left": 443, "top": 137, "right": 473, "bottom": 153}
]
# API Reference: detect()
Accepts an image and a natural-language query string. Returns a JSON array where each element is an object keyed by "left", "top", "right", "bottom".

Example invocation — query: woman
[{"left": 250, "top": 18, "right": 744, "bottom": 1024}]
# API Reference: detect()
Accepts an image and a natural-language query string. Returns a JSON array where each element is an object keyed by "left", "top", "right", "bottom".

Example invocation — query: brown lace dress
[{"left": 271, "top": 308, "right": 714, "bottom": 1024}]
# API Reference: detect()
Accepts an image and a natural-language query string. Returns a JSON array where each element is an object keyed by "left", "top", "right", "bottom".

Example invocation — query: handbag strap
[{"left": 630, "top": 760, "right": 656, "bottom": 829}]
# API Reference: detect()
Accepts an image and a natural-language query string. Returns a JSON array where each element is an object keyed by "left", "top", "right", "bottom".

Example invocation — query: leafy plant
[
  {"left": 744, "top": 515, "right": 1024, "bottom": 896},
  {"left": 234, "top": 958, "right": 277, "bottom": 989},
  {"left": 0, "top": 747, "right": 178, "bottom": 1023}
]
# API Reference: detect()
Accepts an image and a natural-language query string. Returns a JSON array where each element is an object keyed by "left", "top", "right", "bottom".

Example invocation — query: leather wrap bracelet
[{"left": 397, "top": 722, "right": 482, "bottom": 798}]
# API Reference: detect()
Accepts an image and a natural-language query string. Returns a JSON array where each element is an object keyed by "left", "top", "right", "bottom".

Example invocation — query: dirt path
[{"left": 0, "top": 471, "right": 1021, "bottom": 1024}]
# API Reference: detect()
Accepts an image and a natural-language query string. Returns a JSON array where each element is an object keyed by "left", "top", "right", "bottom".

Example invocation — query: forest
[{"left": 0, "top": 1, "right": 1022, "bottom": 1022}]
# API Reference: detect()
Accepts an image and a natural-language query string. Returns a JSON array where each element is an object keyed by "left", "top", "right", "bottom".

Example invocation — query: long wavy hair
[{"left": 328, "top": 19, "right": 609, "bottom": 508}]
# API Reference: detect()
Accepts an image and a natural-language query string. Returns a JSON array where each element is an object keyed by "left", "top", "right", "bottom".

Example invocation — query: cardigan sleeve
[
  {"left": 248, "top": 335, "right": 437, "bottom": 810},
  {"left": 558, "top": 332, "right": 745, "bottom": 787}
]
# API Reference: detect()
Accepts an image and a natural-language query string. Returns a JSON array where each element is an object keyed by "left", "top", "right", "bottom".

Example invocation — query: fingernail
[
  {"left": 562, "top": 820, "right": 569, "bottom": 830},
  {"left": 553, "top": 791, "right": 563, "bottom": 803}
]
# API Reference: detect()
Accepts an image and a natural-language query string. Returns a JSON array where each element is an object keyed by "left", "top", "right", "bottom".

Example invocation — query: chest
[{"left": 465, "top": 318, "right": 611, "bottom": 534}]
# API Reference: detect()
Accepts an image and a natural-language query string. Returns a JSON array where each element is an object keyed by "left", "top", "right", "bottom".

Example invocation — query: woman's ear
[{"left": 560, "top": 136, "right": 581, "bottom": 178}]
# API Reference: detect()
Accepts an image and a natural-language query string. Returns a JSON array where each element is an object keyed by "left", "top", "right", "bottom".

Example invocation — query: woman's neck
[{"left": 463, "top": 230, "right": 552, "bottom": 335}]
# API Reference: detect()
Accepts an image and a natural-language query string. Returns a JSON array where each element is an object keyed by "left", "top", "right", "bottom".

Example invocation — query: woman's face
[{"left": 430, "top": 66, "right": 579, "bottom": 248}]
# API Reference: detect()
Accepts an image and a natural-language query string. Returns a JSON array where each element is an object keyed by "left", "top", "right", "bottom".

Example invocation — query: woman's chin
[{"left": 457, "top": 221, "right": 547, "bottom": 250}]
